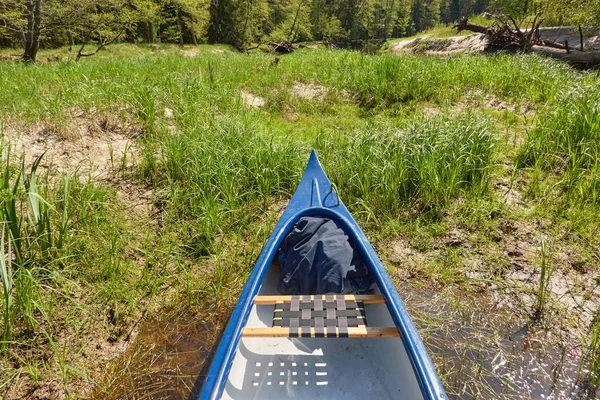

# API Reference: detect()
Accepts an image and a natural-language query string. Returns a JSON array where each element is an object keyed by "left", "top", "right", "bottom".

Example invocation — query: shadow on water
[{"left": 92, "top": 303, "right": 228, "bottom": 400}]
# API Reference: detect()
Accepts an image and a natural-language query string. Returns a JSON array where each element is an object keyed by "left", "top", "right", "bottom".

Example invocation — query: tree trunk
[
  {"left": 288, "top": 0, "right": 305, "bottom": 42},
  {"left": 148, "top": 21, "right": 155, "bottom": 43},
  {"left": 176, "top": 7, "right": 185, "bottom": 46},
  {"left": 453, "top": 17, "right": 490, "bottom": 34},
  {"left": 190, "top": 26, "right": 197, "bottom": 45},
  {"left": 23, "top": 0, "right": 42, "bottom": 62},
  {"left": 67, "top": 29, "right": 74, "bottom": 51}
]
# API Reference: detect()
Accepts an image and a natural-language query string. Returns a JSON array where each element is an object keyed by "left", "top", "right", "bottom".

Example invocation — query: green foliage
[
  {"left": 268, "top": 0, "right": 313, "bottom": 42},
  {"left": 412, "top": 0, "right": 442, "bottom": 32},
  {"left": 487, "top": 0, "right": 537, "bottom": 20},
  {"left": 542, "top": 0, "right": 600, "bottom": 28},
  {"left": 158, "top": 0, "right": 211, "bottom": 44},
  {"left": 209, "top": 0, "right": 271, "bottom": 48},
  {"left": 2, "top": 0, "right": 599, "bottom": 55}
]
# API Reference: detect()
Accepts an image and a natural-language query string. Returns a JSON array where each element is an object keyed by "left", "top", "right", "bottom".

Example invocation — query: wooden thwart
[
  {"left": 254, "top": 294, "right": 386, "bottom": 305},
  {"left": 242, "top": 326, "right": 399, "bottom": 338}
]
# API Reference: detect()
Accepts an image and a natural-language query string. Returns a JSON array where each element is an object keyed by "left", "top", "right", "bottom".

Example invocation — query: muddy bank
[
  {"left": 390, "top": 27, "right": 600, "bottom": 56},
  {"left": 390, "top": 34, "right": 487, "bottom": 55}
]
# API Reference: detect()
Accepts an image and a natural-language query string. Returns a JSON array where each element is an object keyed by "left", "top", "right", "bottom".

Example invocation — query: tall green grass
[
  {"left": 140, "top": 112, "right": 496, "bottom": 260},
  {"left": 517, "top": 84, "right": 600, "bottom": 204},
  {"left": 0, "top": 50, "right": 581, "bottom": 120},
  {"left": 0, "top": 151, "right": 69, "bottom": 340},
  {"left": 0, "top": 143, "right": 146, "bottom": 355},
  {"left": 0, "top": 225, "right": 13, "bottom": 350},
  {"left": 317, "top": 115, "right": 497, "bottom": 216}
]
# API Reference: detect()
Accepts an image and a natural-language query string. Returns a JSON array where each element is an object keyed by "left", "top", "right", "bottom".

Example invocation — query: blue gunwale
[{"left": 199, "top": 150, "right": 447, "bottom": 400}]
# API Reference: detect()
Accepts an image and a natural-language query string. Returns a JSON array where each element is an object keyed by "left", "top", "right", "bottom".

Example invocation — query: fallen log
[
  {"left": 532, "top": 45, "right": 600, "bottom": 68},
  {"left": 453, "top": 17, "right": 490, "bottom": 35}
]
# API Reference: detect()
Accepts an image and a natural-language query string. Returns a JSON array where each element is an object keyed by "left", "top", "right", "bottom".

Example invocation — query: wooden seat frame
[{"left": 242, "top": 294, "right": 400, "bottom": 338}]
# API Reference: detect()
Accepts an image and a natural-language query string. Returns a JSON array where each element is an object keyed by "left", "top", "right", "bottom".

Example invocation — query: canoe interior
[{"left": 223, "top": 264, "right": 425, "bottom": 400}]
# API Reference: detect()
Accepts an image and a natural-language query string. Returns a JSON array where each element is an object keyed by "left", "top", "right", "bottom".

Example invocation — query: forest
[{"left": 1, "top": 0, "right": 599, "bottom": 61}]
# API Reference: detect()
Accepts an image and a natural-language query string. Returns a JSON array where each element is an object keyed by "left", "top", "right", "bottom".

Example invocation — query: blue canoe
[{"left": 200, "top": 151, "right": 447, "bottom": 400}]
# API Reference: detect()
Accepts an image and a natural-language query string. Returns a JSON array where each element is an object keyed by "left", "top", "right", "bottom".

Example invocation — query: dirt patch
[
  {"left": 419, "top": 89, "right": 535, "bottom": 117},
  {"left": 390, "top": 34, "right": 487, "bottom": 55},
  {"left": 290, "top": 81, "right": 329, "bottom": 101},
  {"left": 461, "top": 89, "right": 536, "bottom": 116},
  {"left": 383, "top": 237, "right": 432, "bottom": 282},
  {"left": 182, "top": 47, "right": 199, "bottom": 57},
  {"left": 267, "top": 197, "right": 289, "bottom": 218},
  {"left": 0, "top": 54, "right": 20, "bottom": 61},
  {"left": 113, "top": 180, "right": 154, "bottom": 221},
  {"left": 479, "top": 93, "right": 534, "bottom": 115},
  {"left": 3, "top": 111, "right": 140, "bottom": 180},
  {"left": 239, "top": 90, "right": 266, "bottom": 108},
  {"left": 495, "top": 180, "right": 528, "bottom": 209}
]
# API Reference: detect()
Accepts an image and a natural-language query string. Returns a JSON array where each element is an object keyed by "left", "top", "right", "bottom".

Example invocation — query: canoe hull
[{"left": 199, "top": 151, "right": 447, "bottom": 400}]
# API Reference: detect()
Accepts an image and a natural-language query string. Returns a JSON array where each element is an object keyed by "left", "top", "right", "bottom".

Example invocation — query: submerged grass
[{"left": 533, "top": 236, "right": 552, "bottom": 321}]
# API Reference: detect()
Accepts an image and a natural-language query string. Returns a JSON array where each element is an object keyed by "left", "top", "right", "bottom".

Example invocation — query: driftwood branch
[
  {"left": 76, "top": 32, "right": 122, "bottom": 61},
  {"left": 242, "top": 41, "right": 296, "bottom": 53},
  {"left": 454, "top": 15, "right": 600, "bottom": 68},
  {"left": 242, "top": 42, "right": 263, "bottom": 51},
  {"left": 453, "top": 17, "right": 489, "bottom": 34},
  {"left": 268, "top": 41, "right": 295, "bottom": 53}
]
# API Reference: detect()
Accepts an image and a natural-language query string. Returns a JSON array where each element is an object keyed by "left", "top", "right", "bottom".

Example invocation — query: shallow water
[
  {"left": 98, "top": 288, "right": 597, "bottom": 399},
  {"left": 398, "top": 287, "right": 594, "bottom": 400},
  {"left": 92, "top": 305, "right": 227, "bottom": 399}
]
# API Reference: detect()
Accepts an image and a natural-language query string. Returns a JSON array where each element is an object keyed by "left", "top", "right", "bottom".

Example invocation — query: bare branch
[
  {"left": 0, "top": 20, "right": 22, "bottom": 33},
  {"left": 76, "top": 31, "right": 123, "bottom": 61}
]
